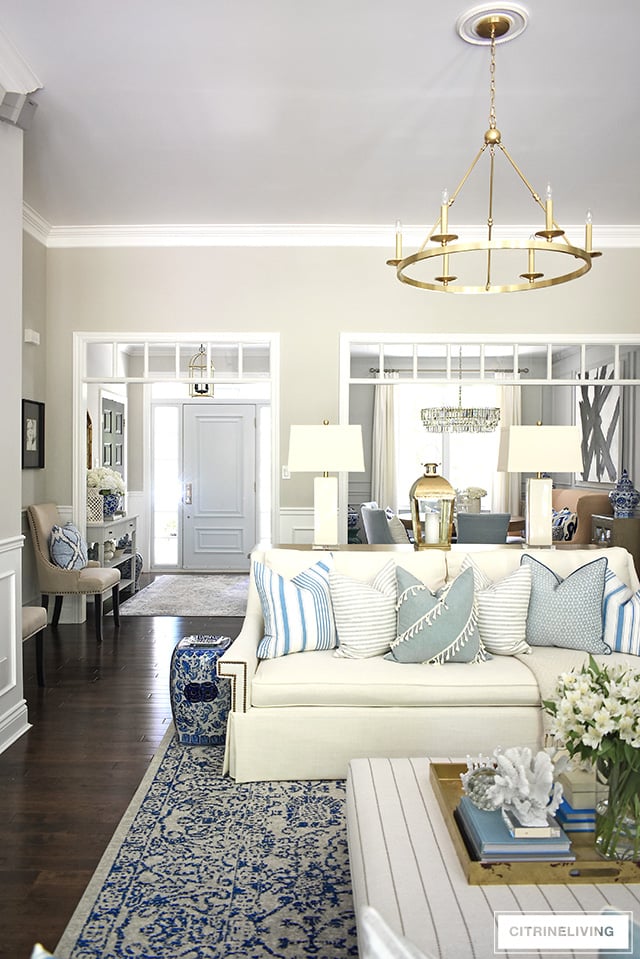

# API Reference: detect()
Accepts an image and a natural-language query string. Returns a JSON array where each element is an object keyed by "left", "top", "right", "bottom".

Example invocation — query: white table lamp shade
[
  {"left": 500, "top": 425, "right": 583, "bottom": 547},
  {"left": 505, "top": 425, "right": 583, "bottom": 475},
  {"left": 287, "top": 423, "right": 365, "bottom": 545},
  {"left": 288, "top": 424, "right": 365, "bottom": 474}
]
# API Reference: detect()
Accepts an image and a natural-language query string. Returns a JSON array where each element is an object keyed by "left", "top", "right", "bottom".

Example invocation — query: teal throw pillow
[
  {"left": 255, "top": 559, "right": 336, "bottom": 658},
  {"left": 49, "top": 524, "right": 88, "bottom": 570},
  {"left": 385, "top": 566, "right": 486, "bottom": 665},
  {"left": 521, "top": 554, "right": 609, "bottom": 653}
]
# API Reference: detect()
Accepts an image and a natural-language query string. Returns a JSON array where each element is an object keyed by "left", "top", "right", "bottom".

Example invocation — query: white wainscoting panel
[
  {"left": 0, "top": 534, "right": 29, "bottom": 755},
  {"left": 279, "top": 508, "right": 314, "bottom": 545}
]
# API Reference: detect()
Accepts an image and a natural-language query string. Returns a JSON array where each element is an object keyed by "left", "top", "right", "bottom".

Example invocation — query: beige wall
[
  {"left": 21, "top": 231, "right": 47, "bottom": 508},
  {"left": 39, "top": 243, "right": 640, "bottom": 509},
  {"left": 0, "top": 124, "right": 23, "bottom": 539}
]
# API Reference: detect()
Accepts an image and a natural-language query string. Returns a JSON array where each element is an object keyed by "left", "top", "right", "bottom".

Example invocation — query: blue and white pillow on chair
[
  {"left": 551, "top": 507, "right": 578, "bottom": 542},
  {"left": 49, "top": 524, "right": 88, "bottom": 570}
]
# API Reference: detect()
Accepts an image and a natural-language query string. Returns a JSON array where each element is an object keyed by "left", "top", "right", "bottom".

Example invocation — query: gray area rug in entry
[
  {"left": 54, "top": 729, "right": 357, "bottom": 959},
  {"left": 118, "top": 574, "right": 250, "bottom": 617}
]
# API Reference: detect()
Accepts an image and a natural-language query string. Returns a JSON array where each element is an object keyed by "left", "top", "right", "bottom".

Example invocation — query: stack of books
[
  {"left": 556, "top": 799, "right": 596, "bottom": 833},
  {"left": 455, "top": 796, "right": 575, "bottom": 863},
  {"left": 556, "top": 767, "right": 597, "bottom": 833}
]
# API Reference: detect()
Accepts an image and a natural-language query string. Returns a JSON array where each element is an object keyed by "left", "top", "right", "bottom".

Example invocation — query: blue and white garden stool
[{"left": 170, "top": 635, "right": 232, "bottom": 745}]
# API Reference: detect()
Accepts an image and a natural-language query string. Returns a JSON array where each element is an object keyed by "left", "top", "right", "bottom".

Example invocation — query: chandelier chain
[{"left": 488, "top": 32, "right": 497, "bottom": 130}]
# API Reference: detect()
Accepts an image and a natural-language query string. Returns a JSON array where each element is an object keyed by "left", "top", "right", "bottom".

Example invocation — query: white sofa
[{"left": 217, "top": 544, "right": 640, "bottom": 782}]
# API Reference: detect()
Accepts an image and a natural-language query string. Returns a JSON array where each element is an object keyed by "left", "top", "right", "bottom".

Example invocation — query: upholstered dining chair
[
  {"left": 360, "top": 505, "right": 412, "bottom": 545},
  {"left": 26, "top": 503, "right": 121, "bottom": 643},
  {"left": 456, "top": 511, "right": 510, "bottom": 544},
  {"left": 361, "top": 506, "right": 397, "bottom": 544}
]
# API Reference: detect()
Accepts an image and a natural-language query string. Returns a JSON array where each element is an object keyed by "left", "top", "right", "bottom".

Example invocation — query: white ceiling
[{"left": 1, "top": 0, "right": 639, "bottom": 238}]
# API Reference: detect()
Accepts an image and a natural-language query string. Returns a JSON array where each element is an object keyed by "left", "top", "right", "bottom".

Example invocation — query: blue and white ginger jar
[{"left": 609, "top": 469, "right": 640, "bottom": 518}]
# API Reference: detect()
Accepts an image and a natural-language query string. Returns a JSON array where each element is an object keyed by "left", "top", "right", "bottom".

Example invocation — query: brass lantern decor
[
  {"left": 188, "top": 344, "right": 215, "bottom": 398},
  {"left": 410, "top": 463, "right": 456, "bottom": 550}
]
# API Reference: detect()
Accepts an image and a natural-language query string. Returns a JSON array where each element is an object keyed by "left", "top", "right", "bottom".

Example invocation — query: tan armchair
[{"left": 26, "top": 503, "right": 121, "bottom": 643}]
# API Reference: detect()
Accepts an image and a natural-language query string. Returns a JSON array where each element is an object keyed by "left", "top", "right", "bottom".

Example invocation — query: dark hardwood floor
[{"left": 1, "top": 587, "right": 242, "bottom": 959}]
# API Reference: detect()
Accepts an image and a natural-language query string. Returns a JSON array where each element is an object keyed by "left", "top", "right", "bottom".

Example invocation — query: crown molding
[
  {"left": 21, "top": 210, "right": 640, "bottom": 251},
  {"left": 22, "top": 204, "right": 50, "bottom": 244}
]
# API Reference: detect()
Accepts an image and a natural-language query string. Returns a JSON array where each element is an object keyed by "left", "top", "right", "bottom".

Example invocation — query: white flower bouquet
[
  {"left": 543, "top": 655, "right": 640, "bottom": 763},
  {"left": 87, "top": 466, "right": 125, "bottom": 495},
  {"left": 543, "top": 655, "right": 640, "bottom": 859}
]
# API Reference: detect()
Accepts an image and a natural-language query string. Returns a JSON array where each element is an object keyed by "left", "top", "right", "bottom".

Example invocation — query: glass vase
[{"left": 594, "top": 755, "right": 640, "bottom": 861}]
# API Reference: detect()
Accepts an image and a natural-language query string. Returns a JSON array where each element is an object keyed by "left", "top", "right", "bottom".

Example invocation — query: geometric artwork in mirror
[{"left": 577, "top": 364, "right": 620, "bottom": 483}]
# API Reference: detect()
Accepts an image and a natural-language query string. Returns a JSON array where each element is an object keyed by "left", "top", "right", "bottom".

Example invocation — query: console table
[
  {"left": 591, "top": 513, "right": 640, "bottom": 576},
  {"left": 346, "top": 757, "right": 638, "bottom": 959},
  {"left": 86, "top": 514, "right": 138, "bottom": 593}
]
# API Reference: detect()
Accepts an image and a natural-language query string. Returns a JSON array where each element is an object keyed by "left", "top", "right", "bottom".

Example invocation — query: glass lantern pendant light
[{"left": 188, "top": 344, "right": 215, "bottom": 398}]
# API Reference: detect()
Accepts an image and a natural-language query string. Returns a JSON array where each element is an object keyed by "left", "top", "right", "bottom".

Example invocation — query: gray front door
[{"left": 182, "top": 404, "right": 256, "bottom": 571}]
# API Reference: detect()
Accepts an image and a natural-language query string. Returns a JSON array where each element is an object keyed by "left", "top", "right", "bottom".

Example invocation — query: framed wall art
[{"left": 22, "top": 399, "right": 45, "bottom": 469}]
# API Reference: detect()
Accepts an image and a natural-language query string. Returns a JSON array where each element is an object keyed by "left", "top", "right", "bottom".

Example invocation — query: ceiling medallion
[{"left": 387, "top": 5, "right": 601, "bottom": 294}]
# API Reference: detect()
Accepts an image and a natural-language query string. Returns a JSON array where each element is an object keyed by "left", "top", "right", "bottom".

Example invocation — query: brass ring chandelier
[{"left": 387, "top": 4, "right": 601, "bottom": 294}]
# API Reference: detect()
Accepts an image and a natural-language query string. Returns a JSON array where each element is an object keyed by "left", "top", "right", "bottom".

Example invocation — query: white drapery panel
[
  {"left": 492, "top": 374, "right": 522, "bottom": 515},
  {"left": 371, "top": 378, "right": 397, "bottom": 511}
]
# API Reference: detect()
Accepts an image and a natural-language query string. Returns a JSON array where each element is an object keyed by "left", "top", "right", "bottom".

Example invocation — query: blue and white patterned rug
[{"left": 56, "top": 729, "right": 357, "bottom": 959}]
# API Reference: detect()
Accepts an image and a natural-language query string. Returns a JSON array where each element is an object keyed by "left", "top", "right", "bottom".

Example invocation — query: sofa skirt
[{"left": 223, "top": 704, "right": 543, "bottom": 782}]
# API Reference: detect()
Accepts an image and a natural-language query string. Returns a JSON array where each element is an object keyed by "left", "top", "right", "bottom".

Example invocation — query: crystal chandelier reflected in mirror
[
  {"left": 387, "top": 4, "right": 601, "bottom": 294},
  {"left": 421, "top": 348, "right": 500, "bottom": 433}
]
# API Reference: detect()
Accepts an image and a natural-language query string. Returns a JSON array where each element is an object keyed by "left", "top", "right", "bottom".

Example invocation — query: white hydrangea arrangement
[
  {"left": 459, "top": 486, "right": 487, "bottom": 500},
  {"left": 87, "top": 466, "right": 125, "bottom": 495}
]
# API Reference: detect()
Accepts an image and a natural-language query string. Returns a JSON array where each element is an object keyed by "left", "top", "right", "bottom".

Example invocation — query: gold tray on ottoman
[{"left": 429, "top": 762, "right": 640, "bottom": 885}]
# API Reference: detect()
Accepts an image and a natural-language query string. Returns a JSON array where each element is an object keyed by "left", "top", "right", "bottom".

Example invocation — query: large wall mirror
[{"left": 343, "top": 336, "right": 640, "bottom": 517}]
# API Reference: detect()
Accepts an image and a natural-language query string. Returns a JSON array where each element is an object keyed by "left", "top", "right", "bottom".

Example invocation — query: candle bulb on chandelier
[
  {"left": 527, "top": 234, "right": 535, "bottom": 275},
  {"left": 441, "top": 188, "right": 449, "bottom": 235},
  {"left": 395, "top": 220, "right": 403, "bottom": 259},
  {"left": 545, "top": 182, "right": 553, "bottom": 233},
  {"left": 585, "top": 209, "right": 593, "bottom": 254}
]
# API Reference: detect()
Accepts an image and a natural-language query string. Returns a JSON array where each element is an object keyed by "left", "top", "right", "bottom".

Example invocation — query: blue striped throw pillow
[
  {"left": 255, "top": 559, "right": 336, "bottom": 659},
  {"left": 603, "top": 566, "right": 640, "bottom": 655}
]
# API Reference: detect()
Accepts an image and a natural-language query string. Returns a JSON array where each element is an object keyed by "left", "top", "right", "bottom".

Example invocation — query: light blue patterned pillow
[
  {"left": 602, "top": 567, "right": 640, "bottom": 656},
  {"left": 255, "top": 559, "right": 336, "bottom": 659},
  {"left": 49, "top": 524, "right": 88, "bottom": 570},
  {"left": 521, "top": 554, "right": 609, "bottom": 653},
  {"left": 385, "top": 566, "right": 486, "bottom": 665}
]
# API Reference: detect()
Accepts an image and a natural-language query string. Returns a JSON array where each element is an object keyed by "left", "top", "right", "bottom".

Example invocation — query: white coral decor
[
  {"left": 487, "top": 746, "right": 566, "bottom": 826},
  {"left": 87, "top": 466, "right": 125, "bottom": 495}
]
